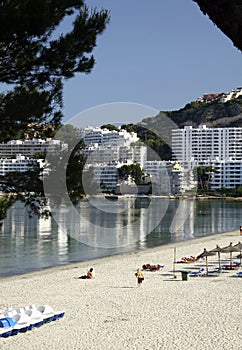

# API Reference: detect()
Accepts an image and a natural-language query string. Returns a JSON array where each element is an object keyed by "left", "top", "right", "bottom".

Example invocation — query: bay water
[{"left": 0, "top": 197, "right": 241, "bottom": 277}]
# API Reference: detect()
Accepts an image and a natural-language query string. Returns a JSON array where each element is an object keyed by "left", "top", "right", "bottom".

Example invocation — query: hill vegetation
[
  {"left": 143, "top": 96, "right": 242, "bottom": 130},
  {"left": 118, "top": 96, "right": 242, "bottom": 161}
]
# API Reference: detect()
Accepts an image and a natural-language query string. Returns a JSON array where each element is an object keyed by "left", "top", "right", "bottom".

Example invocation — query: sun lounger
[
  {"left": 236, "top": 271, "right": 242, "bottom": 277},
  {"left": 188, "top": 268, "right": 205, "bottom": 277},
  {"left": 208, "top": 268, "right": 220, "bottom": 274},
  {"left": 222, "top": 262, "right": 241, "bottom": 270}
]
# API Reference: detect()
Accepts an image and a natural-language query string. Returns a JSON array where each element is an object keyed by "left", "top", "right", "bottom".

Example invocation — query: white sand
[{"left": 0, "top": 230, "right": 241, "bottom": 350}]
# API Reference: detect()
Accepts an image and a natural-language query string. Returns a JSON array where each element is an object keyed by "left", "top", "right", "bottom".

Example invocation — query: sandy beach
[{"left": 0, "top": 230, "right": 241, "bottom": 350}]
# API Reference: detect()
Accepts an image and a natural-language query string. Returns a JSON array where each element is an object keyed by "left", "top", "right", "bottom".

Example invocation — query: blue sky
[
  {"left": 19, "top": 1, "right": 242, "bottom": 126},
  {"left": 63, "top": 0, "right": 241, "bottom": 125}
]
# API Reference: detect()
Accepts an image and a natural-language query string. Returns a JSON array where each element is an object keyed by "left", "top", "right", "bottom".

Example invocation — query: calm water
[{"left": 0, "top": 197, "right": 242, "bottom": 277}]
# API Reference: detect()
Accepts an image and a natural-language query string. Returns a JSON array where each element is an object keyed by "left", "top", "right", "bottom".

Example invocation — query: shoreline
[
  {"left": 0, "top": 228, "right": 241, "bottom": 349},
  {"left": 90, "top": 193, "right": 242, "bottom": 200},
  {"left": 1, "top": 228, "right": 239, "bottom": 280}
]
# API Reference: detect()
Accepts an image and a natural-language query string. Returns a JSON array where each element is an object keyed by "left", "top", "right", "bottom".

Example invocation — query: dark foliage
[
  {"left": 0, "top": 0, "right": 109, "bottom": 141},
  {"left": 121, "top": 124, "right": 171, "bottom": 160},
  {"left": 0, "top": 1, "right": 109, "bottom": 218},
  {"left": 194, "top": 1, "right": 242, "bottom": 51}
]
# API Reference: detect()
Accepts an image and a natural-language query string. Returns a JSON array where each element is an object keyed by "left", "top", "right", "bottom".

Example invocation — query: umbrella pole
[
  {"left": 173, "top": 247, "right": 177, "bottom": 278},
  {"left": 206, "top": 256, "right": 208, "bottom": 275},
  {"left": 218, "top": 252, "right": 221, "bottom": 270}
]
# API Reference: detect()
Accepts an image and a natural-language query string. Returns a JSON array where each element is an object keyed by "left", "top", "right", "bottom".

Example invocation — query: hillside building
[
  {"left": 172, "top": 125, "right": 242, "bottom": 190},
  {"left": 79, "top": 126, "right": 139, "bottom": 146},
  {"left": 84, "top": 144, "right": 147, "bottom": 168},
  {"left": 0, "top": 155, "right": 44, "bottom": 176},
  {"left": 0, "top": 139, "right": 66, "bottom": 158},
  {"left": 143, "top": 161, "right": 196, "bottom": 195}
]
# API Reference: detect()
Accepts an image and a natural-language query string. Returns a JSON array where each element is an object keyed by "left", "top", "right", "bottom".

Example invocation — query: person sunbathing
[
  {"left": 142, "top": 264, "right": 164, "bottom": 271},
  {"left": 181, "top": 256, "right": 197, "bottom": 263}
]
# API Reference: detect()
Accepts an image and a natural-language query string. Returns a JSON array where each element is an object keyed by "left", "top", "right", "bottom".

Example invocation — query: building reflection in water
[{"left": 0, "top": 198, "right": 242, "bottom": 276}]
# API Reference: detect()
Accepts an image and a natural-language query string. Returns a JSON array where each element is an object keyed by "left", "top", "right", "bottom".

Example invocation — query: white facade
[
  {"left": 143, "top": 160, "right": 196, "bottom": 195},
  {"left": 90, "top": 163, "right": 120, "bottom": 193},
  {"left": 83, "top": 144, "right": 147, "bottom": 168},
  {"left": 197, "top": 160, "right": 242, "bottom": 190},
  {"left": 0, "top": 139, "right": 66, "bottom": 158},
  {"left": 172, "top": 125, "right": 242, "bottom": 165},
  {"left": 220, "top": 87, "right": 242, "bottom": 103},
  {"left": 172, "top": 125, "right": 242, "bottom": 190},
  {"left": 80, "top": 126, "right": 139, "bottom": 146},
  {"left": 0, "top": 155, "right": 44, "bottom": 176}
]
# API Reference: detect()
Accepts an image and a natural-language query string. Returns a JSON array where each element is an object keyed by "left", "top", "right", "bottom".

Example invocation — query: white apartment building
[
  {"left": 84, "top": 144, "right": 147, "bottom": 169},
  {"left": 89, "top": 163, "right": 120, "bottom": 193},
  {"left": 0, "top": 155, "right": 44, "bottom": 176},
  {"left": 196, "top": 159, "right": 242, "bottom": 190},
  {"left": 172, "top": 125, "right": 242, "bottom": 190},
  {"left": 172, "top": 125, "right": 242, "bottom": 165},
  {"left": 0, "top": 139, "right": 65, "bottom": 158},
  {"left": 220, "top": 87, "right": 242, "bottom": 103},
  {"left": 143, "top": 161, "right": 196, "bottom": 195},
  {"left": 80, "top": 126, "right": 139, "bottom": 146}
]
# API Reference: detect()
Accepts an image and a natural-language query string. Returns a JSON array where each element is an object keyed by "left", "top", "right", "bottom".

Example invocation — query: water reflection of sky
[{"left": 0, "top": 198, "right": 241, "bottom": 277}]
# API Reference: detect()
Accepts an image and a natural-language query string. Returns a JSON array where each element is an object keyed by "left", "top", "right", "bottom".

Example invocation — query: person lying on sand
[{"left": 142, "top": 264, "right": 164, "bottom": 271}]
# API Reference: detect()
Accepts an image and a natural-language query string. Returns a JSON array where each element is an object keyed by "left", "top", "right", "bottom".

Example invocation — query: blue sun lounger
[{"left": 188, "top": 268, "right": 205, "bottom": 277}]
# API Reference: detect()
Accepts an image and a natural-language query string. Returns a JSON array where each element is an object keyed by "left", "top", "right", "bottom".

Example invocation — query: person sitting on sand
[
  {"left": 79, "top": 267, "right": 95, "bottom": 279},
  {"left": 87, "top": 267, "right": 95, "bottom": 279}
]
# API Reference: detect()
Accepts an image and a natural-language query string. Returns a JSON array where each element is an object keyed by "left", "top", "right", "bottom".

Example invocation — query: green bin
[{"left": 181, "top": 270, "right": 189, "bottom": 281}]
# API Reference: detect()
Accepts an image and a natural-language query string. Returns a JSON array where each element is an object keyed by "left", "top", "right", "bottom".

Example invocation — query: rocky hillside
[{"left": 141, "top": 96, "right": 242, "bottom": 131}]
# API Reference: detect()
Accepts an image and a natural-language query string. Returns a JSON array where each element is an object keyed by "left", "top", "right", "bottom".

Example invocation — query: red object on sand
[{"left": 142, "top": 264, "right": 164, "bottom": 271}]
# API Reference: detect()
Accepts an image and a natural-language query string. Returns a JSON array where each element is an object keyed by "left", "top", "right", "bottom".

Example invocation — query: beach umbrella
[
  {"left": 233, "top": 242, "right": 242, "bottom": 265},
  {"left": 221, "top": 242, "right": 240, "bottom": 267},
  {"left": 209, "top": 245, "right": 223, "bottom": 270},
  {"left": 197, "top": 248, "right": 216, "bottom": 275}
]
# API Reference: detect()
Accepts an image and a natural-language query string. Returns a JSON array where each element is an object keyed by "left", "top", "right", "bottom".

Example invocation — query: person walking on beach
[{"left": 135, "top": 268, "right": 144, "bottom": 287}]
